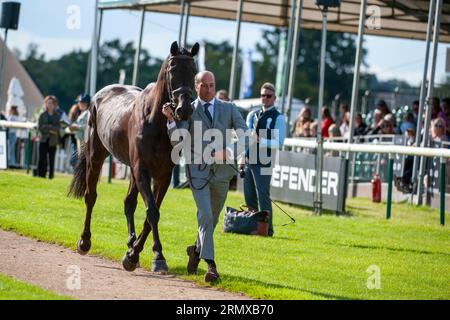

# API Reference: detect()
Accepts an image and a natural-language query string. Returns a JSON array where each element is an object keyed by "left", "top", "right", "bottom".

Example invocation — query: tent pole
[
  {"left": 229, "top": 0, "right": 243, "bottom": 100},
  {"left": 286, "top": 0, "right": 303, "bottom": 135},
  {"left": 178, "top": 0, "right": 186, "bottom": 46},
  {"left": 347, "top": 0, "right": 367, "bottom": 150},
  {"left": 417, "top": 0, "right": 442, "bottom": 205},
  {"left": 183, "top": 1, "right": 190, "bottom": 47},
  {"left": 281, "top": 0, "right": 296, "bottom": 116},
  {"left": 411, "top": 0, "right": 436, "bottom": 204},
  {"left": 0, "top": 28, "right": 9, "bottom": 113},
  {"left": 315, "top": 7, "right": 328, "bottom": 215},
  {"left": 89, "top": 1, "right": 100, "bottom": 97},
  {"left": 132, "top": 8, "right": 145, "bottom": 86}
]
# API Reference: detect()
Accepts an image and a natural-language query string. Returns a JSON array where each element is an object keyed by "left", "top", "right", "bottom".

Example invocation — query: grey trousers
[
  {"left": 243, "top": 164, "right": 274, "bottom": 236},
  {"left": 190, "top": 177, "right": 230, "bottom": 261}
]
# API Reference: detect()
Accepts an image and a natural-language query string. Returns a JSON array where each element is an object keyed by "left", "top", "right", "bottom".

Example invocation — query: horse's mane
[{"left": 148, "top": 57, "right": 170, "bottom": 117}]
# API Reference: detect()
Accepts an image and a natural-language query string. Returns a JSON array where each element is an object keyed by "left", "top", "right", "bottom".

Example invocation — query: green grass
[
  {"left": 0, "top": 273, "right": 71, "bottom": 300},
  {"left": 0, "top": 170, "right": 449, "bottom": 300}
]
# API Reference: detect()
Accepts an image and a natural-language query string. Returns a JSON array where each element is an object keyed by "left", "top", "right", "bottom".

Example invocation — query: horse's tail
[{"left": 68, "top": 144, "right": 87, "bottom": 199}]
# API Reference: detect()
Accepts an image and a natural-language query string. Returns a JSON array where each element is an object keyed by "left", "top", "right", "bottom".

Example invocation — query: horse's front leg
[{"left": 122, "top": 166, "right": 168, "bottom": 273}]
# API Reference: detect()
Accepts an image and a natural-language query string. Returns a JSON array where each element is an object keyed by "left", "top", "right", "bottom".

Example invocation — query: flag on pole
[
  {"left": 198, "top": 42, "right": 206, "bottom": 72},
  {"left": 239, "top": 49, "right": 254, "bottom": 99}
]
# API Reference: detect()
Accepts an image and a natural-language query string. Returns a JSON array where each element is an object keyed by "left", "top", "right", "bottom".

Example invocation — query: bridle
[{"left": 165, "top": 55, "right": 195, "bottom": 111}]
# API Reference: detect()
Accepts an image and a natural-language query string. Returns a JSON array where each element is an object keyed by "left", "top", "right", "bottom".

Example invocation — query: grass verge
[{"left": 0, "top": 170, "right": 449, "bottom": 299}]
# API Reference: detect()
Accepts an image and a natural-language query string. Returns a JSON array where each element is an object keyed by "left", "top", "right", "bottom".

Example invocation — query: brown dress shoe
[
  {"left": 204, "top": 265, "right": 220, "bottom": 282},
  {"left": 186, "top": 245, "right": 200, "bottom": 274}
]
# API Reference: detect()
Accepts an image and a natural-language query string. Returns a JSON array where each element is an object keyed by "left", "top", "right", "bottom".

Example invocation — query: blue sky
[{"left": 5, "top": 0, "right": 449, "bottom": 87}]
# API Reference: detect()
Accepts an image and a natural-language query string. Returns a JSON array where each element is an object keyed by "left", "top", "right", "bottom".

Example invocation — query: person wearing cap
[{"left": 69, "top": 94, "right": 91, "bottom": 154}]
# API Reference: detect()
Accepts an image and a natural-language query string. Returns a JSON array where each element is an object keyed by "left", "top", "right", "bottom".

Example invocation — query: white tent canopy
[{"left": 0, "top": 38, "right": 44, "bottom": 119}]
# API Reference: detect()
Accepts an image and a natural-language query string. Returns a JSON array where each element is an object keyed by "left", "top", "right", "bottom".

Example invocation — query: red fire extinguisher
[{"left": 372, "top": 173, "right": 381, "bottom": 203}]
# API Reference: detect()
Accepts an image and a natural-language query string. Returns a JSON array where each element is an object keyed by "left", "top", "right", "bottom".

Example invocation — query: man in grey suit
[{"left": 163, "top": 70, "right": 248, "bottom": 282}]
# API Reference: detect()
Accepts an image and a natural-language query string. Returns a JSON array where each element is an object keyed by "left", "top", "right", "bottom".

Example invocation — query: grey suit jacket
[{"left": 169, "top": 98, "right": 248, "bottom": 186}]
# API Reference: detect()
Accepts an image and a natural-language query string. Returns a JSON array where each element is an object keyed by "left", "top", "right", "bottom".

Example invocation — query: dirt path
[{"left": 0, "top": 229, "right": 249, "bottom": 300}]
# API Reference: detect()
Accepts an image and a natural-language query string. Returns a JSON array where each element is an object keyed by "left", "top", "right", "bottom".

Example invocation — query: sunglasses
[
  {"left": 435, "top": 124, "right": 444, "bottom": 128},
  {"left": 261, "top": 94, "right": 273, "bottom": 99}
]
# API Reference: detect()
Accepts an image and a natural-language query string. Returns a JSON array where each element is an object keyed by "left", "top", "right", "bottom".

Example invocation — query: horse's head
[{"left": 166, "top": 41, "right": 199, "bottom": 121}]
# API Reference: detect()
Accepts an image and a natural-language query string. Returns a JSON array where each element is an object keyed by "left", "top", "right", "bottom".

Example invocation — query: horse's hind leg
[
  {"left": 76, "top": 131, "right": 108, "bottom": 255},
  {"left": 124, "top": 176, "right": 138, "bottom": 249}
]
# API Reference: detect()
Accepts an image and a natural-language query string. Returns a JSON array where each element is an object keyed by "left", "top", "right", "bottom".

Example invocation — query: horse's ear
[
  {"left": 170, "top": 41, "right": 179, "bottom": 56},
  {"left": 190, "top": 43, "right": 200, "bottom": 57}
]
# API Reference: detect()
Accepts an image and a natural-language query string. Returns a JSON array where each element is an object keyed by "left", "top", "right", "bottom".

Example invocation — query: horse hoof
[
  {"left": 122, "top": 253, "right": 139, "bottom": 272},
  {"left": 76, "top": 239, "right": 91, "bottom": 255},
  {"left": 152, "top": 259, "right": 168, "bottom": 274}
]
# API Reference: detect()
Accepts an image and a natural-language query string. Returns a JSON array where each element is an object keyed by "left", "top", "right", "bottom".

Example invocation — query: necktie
[{"left": 204, "top": 103, "right": 213, "bottom": 124}]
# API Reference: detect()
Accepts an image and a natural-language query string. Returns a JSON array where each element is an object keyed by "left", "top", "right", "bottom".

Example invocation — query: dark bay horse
[{"left": 68, "top": 41, "right": 199, "bottom": 273}]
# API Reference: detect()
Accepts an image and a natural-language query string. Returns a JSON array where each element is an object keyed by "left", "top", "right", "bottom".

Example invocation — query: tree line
[{"left": 18, "top": 28, "right": 413, "bottom": 112}]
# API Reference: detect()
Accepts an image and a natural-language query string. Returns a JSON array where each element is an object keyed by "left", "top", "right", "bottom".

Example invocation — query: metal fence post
[
  {"left": 386, "top": 153, "right": 394, "bottom": 220},
  {"left": 108, "top": 155, "right": 113, "bottom": 184},
  {"left": 440, "top": 156, "right": 446, "bottom": 226},
  {"left": 26, "top": 130, "right": 31, "bottom": 174}
]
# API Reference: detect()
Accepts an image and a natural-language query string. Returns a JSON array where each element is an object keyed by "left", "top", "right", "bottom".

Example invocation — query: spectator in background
[
  {"left": 379, "top": 118, "right": 395, "bottom": 135},
  {"left": 37, "top": 96, "right": 61, "bottom": 179},
  {"left": 431, "top": 117, "right": 448, "bottom": 143},
  {"left": 384, "top": 114, "right": 397, "bottom": 133},
  {"left": 326, "top": 124, "right": 341, "bottom": 156},
  {"left": 367, "top": 109, "right": 383, "bottom": 135},
  {"left": 299, "top": 106, "right": 313, "bottom": 121},
  {"left": 67, "top": 103, "right": 81, "bottom": 167},
  {"left": 55, "top": 98, "right": 70, "bottom": 127},
  {"left": 292, "top": 106, "right": 313, "bottom": 137},
  {"left": 337, "top": 103, "right": 349, "bottom": 127},
  {"left": 321, "top": 107, "right": 334, "bottom": 138},
  {"left": 215, "top": 89, "right": 230, "bottom": 102},
  {"left": 412, "top": 100, "right": 419, "bottom": 124},
  {"left": 328, "top": 123, "right": 341, "bottom": 138},
  {"left": 431, "top": 97, "right": 441, "bottom": 120},
  {"left": 438, "top": 98, "right": 450, "bottom": 137},
  {"left": 301, "top": 121, "right": 313, "bottom": 137},
  {"left": 7, "top": 106, "right": 20, "bottom": 167},
  {"left": 69, "top": 94, "right": 90, "bottom": 155},
  {"left": 310, "top": 121, "right": 318, "bottom": 137},
  {"left": 68, "top": 103, "right": 81, "bottom": 123},
  {"left": 376, "top": 99, "right": 391, "bottom": 118},
  {"left": 395, "top": 127, "right": 415, "bottom": 193},
  {"left": 354, "top": 113, "right": 367, "bottom": 136},
  {"left": 399, "top": 111, "right": 416, "bottom": 134},
  {"left": 339, "top": 111, "right": 350, "bottom": 139}
]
